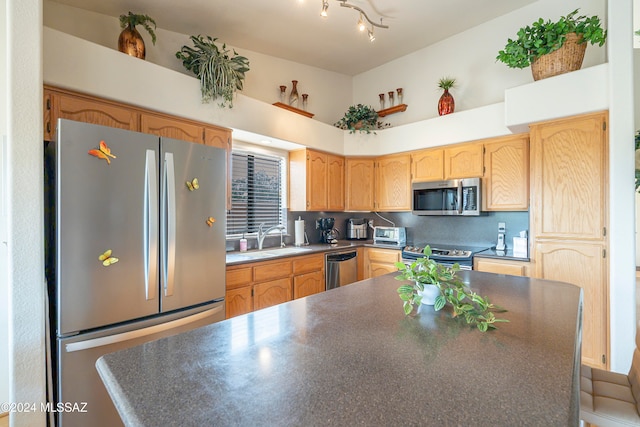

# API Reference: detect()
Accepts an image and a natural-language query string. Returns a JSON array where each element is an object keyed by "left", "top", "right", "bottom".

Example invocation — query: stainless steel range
[{"left": 401, "top": 244, "right": 489, "bottom": 270}]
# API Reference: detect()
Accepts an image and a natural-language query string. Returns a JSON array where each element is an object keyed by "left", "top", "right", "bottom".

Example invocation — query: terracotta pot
[
  {"left": 118, "top": 26, "right": 146, "bottom": 60},
  {"left": 438, "top": 89, "right": 455, "bottom": 116}
]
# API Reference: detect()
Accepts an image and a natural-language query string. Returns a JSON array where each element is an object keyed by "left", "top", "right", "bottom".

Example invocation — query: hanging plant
[
  {"left": 176, "top": 35, "right": 250, "bottom": 108},
  {"left": 334, "top": 104, "right": 389, "bottom": 134}
]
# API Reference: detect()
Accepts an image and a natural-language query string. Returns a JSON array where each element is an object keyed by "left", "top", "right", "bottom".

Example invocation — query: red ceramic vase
[{"left": 438, "top": 89, "right": 455, "bottom": 116}]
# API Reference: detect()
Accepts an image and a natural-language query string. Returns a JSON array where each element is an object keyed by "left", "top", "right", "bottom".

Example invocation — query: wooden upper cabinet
[
  {"left": 327, "top": 154, "right": 345, "bottom": 211},
  {"left": 307, "top": 150, "right": 329, "bottom": 210},
  {"left": 140, "top": 113, "right": 204, "bottom": 144},
  {"left": 204, "top": 126, "right": 233, "bottom": 210},
  {"left": 44, "top": 86, "right": 139, "bottom": 140},
  {"left": 411, "top": 148, "right": 444, "bottom": 182},
  {"left": 376, "top": 153, "right": 411, "bottom": 211},
  {"left": 444, "top": 142, "right": 483, "bottom": 179},
  {"left": 482, "top": 134, "right": 530, "bottom": 211},
  {"left": 530, "top": 112, "right": 607, "bottom": 240},
  {"left": 345, "top": 158, "right": 375, "bottom": 211}
]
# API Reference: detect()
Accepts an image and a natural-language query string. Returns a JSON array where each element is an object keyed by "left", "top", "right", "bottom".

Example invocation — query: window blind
[{"left": 227, "top": 151, "right": 284, "bottom": 236}]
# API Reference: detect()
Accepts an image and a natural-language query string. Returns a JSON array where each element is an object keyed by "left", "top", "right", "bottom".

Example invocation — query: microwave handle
[{"left": 457, "top": 181, "right": 463, "bottom": 214}]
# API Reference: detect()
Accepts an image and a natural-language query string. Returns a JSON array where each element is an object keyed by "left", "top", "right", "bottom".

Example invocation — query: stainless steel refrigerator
[{"left": 44, "top": 119, "right": 227, "bottom": 426}]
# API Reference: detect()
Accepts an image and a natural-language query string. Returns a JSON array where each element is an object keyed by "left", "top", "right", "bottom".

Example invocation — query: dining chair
[{"left": 580, "top": 327, "right": 640, "bottom": 426}]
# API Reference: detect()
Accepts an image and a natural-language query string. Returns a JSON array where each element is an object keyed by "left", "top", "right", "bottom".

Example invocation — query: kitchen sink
[{"left": 226, "top": 247, "right": 312, "bottom": 263}]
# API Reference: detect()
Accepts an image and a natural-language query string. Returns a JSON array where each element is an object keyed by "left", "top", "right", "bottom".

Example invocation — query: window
[{"left": 226, "top": 148, "right": 286, "bottom": 237}]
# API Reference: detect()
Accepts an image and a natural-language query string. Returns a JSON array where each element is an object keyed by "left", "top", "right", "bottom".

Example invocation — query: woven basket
[{"left": 530, "top": 33, "right": 587, "bottom": 81}]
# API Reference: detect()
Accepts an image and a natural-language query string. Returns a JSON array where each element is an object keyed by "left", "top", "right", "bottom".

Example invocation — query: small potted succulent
[
  {"left": 395, "top": 246, "right": 508, "bottom": 332},
  {"left": 437, "top": 77, "right": 456, "bottom": 116},
  {"left": 118, "top": 12, "right": 157, "bottom": 60},
  {"left": 496, "top": 9, "right": 607, "bottom": 80},
  {"left": 334, "top": 104, "right": 389, "bottom": 134}
]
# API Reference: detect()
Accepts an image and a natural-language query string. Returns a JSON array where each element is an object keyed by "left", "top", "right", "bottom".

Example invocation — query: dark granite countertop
[
  {"left": 475, "top": 247, "right": 531, "bottom": 262},
  {"left": 97, "top": 271, "right": 581, "bottom": 427}
]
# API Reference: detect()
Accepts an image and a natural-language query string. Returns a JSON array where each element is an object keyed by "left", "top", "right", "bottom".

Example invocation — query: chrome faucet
[{"left": 257, "top": 223, "right": 285, "bottom": 250}]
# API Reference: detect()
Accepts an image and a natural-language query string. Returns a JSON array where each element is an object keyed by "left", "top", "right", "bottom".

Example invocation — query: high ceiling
[{"left": 49, "top": 0, "right": 535, "bottom": 76}]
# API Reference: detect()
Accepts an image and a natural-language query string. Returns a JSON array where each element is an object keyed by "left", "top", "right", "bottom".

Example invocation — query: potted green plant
[
  {"left": 395, "top": 246, "right": 508, "bottom": 332},
  {"left": 176, "top": 35, "right": 250, "bottom": 108},
  {"left": 496, "top": 9, "right": 607, "bottom": 80},
  {"left": 334, "top": 104, "right": 388, "bottom": 134},
  {"left": 118, "top": 12, "right": 157, "bottom": 60}
]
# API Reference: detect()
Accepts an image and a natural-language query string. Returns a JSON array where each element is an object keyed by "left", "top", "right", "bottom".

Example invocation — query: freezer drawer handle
[
  {"left": 64, "top": 306, "right": 223, "bottom": 353},
  {"left": 163, "top": 152, "right": 177, "bottom": 297},
  {"left": 145, "top": 149, "right": 158, "bottom": 301}
]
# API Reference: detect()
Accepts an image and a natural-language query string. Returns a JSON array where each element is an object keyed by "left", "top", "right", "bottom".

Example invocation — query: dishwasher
[{"left": 325, "top": 250, "right": 358, "bottom": 290}]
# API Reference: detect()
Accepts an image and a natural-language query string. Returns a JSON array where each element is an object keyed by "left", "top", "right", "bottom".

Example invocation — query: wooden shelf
[
  {"left": 377, "top": 104, "right": 408, "bottom": 117},
  {"left": 272, "top": 102, "right": 315, "bottom": 118}
]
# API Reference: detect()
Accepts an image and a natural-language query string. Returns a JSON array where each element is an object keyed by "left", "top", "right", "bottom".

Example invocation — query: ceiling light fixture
[{"left": 319, "top": 0, "right": 388, "bottom": 40}]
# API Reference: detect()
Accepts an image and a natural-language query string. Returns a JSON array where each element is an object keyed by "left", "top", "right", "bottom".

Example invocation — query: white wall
[
  {"left": 43, "top": 1, "right": 353, "bottom": 126},
  {"left": 0, "top": 0, "right": 9, "bottom": 410}
]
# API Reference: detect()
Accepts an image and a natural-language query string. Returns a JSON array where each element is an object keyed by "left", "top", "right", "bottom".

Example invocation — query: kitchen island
[{"left": 97, "top": 271, "right": 582, "bottom": 426}]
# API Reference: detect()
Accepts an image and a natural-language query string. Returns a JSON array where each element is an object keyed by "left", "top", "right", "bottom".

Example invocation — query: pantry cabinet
[
  {"left": 289, "top": 149, "right": 345, "bottom": 211},
  {"left": 444, "top": 142, "right": 483, "bottom": 179},
  {"left": 482, "top": 134, "right": 530, "bottom": 211},
  {"left": 345, "top": 158, "right": 375, "bottom": 211},
  {"left": 376, "top": 153, "right": 412, "bottom": 211},
  {"left": 529, "top": 111, "right": 609, "bottom": 369}
]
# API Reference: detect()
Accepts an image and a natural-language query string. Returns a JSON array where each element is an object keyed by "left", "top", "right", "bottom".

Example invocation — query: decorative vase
[
  {"left": 302, "top": 93, "right": 309, "bottom": 111},
  {"left": 289, "top": 80, "right": 299, "bottom": 108},
  {"left": 396, "top": 88, "right": 403, "bottom": 105},
  {"left": 118, "top": 25, "right": 146, "bottom": 59},
  {"left": 379, "top": 93, "right": 385, "bottom": 110},
  {"left": 418, "top": 283, "right": 440, "bottom": 306},
  {"left": 438, "top": 89, "right": 454, "bottom": 116},
  {"left": 388, "top": 91, "right": 395, "bottom": 107},
  {"left": 279, "top": 85, "right": 287, "bottom": 103}
]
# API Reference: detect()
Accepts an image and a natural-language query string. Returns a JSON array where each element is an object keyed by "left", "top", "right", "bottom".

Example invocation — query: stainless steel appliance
[
  {"left": 44, "top": 119, "right": 227, "bottom": 426},
  {"left": 373, "top": 226, "right": 406, "bottom": 247},
  {"left": 412, "top": 178, "right": 481, "bottom": 216},
  {"left": 401, "top": 244, "right": 489, "bottom": 270},
  {"left": 346, "top": 218, "right": 370, "bottom": 240},
  {"left": 325, "top": 250, "right": 358, "bottom": 290}
]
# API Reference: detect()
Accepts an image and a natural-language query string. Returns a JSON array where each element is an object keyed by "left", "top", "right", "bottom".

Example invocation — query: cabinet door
[
  {"left": 376, "top": 154, "right": 411, "bottom": 211},
  {"left": 141, "top": 113, "right": 204, "bottom": 144},
  {"left": 483, "top": 135, "right": 530, "bottom": 211},
  {"left": 365, "top": 248, "right": 400, "bottom": 279},
  {"left": 534, "top": 241, "right": 608, "bottom": 369},
  {"left": 46, "top": 88, "right": 139, "bottom": 139},
  {"left": 368, "top": 262, "right": 399, "bottom": 278},
  {"left": 530, "top": 113, "right": 607, "bottom": 240},
  {"left": 444, "top": 143, "right": 483, "bottom": 179},
  {"left": 293, "top": 270, "right": 325, "bottom": 299},
  {"left": 411, "top": 148, "right": 444, "bottom": 182},
  {"left": 327, "top": 154, "right": 345, "bottom": 211},
  {"left": 473, "top": 259, "right": 528, "bottom": 276},
  {"left": 204, "top": 126, "right": 233, "bottom": 210},
  {"left": 226, "top": 287, "right": 253, "bottom": 319},
  {"left": 307, "top": 150, "right": 328, "bottom": 211},
  {"left": 345, "top": 158, "right": 375, "bottom": 211},
  {"left": 253, "top": 278, "right": 292, "bottom": 311}
]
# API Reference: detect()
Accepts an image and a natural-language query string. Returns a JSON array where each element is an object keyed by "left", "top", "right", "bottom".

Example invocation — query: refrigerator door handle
[
  {"left": 145, "top": 149, "right": 158, "bottom": 301},
  {"left": 64, "top": 306, "right": 224, "bottom": 353},
  {"left": 163, "top": 152, "right": 176, "bottom": 297}
]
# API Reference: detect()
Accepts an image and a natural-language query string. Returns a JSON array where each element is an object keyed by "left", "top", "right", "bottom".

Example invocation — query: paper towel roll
[{"left": 294, "top": 218, "right": 305, "bottom": 246}]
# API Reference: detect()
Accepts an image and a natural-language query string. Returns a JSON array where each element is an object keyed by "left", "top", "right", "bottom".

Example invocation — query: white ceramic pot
[{"left": 417, "top": 283, "right": 440, "bottom": 305}]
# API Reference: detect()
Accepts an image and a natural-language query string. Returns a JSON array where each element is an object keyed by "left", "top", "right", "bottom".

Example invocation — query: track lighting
[
  {"left": 319, "top": 0, "right": 389, "bottom": 40},
  {"left": 320, "top": 0, "right": 329, "bottom": 17}
]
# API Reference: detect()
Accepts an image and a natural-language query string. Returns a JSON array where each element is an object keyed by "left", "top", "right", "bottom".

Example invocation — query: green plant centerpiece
[
  {"left": 395, "top": 246, "right": 508, "bottom": 332},
  {"left": 334, "top": 104, "right": 389, "bottom": 134},
  {"left": 118, "top": 12, "right": 157, "bottom": 59},
  {"left": 496, "top": 9, "right": 606, "bottom": 77},
  {"left": 176, "top": 35, "right": 250, "bottom": 108}
]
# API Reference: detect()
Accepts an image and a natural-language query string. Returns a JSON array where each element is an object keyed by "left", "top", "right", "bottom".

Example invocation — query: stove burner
[{"left": 402, "top": 246, "right": 472, "bottom": 259}]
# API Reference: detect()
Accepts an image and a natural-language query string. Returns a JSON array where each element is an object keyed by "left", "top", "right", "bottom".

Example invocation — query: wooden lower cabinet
[
  {"left": 226, "top": 286, "right": 253, "bottom": 318},
  {"left": 293, "top": 271, "right": 325, "bottom": 299},
  {"left": 473, "top": 258, "right": 529, "bottom": 276},
  {"left": 364, "top": 247, "right": 401, "bottom": 279},
  {"left": 254, "top": 278, "right": 292, "bottom": 311}
]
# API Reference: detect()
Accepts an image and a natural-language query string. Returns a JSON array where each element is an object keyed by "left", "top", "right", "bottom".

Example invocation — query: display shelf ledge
[
  {"left": 272, "top": 102, "right": 314, "bottom": 118},
  {"left": 377, "top": 104, "right": 407, "bottom": 117}
]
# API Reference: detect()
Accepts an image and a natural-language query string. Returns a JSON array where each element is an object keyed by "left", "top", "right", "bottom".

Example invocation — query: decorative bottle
[
  {"left": 302, "top": 93, "right": 309, "bottom": 111},
  {"left": 396, "top": 88, "right": 403, "bottom": 105},
  {"left": 388, "top": 91, "right": 395, "bottom": 107},
  {"left": 279, "top": 85, "right": 287, "bottom": 103},
  {"left": 289, "top": 80, "right": 299, "bottom": 108},
  {"left": 379, "top": 93, "right": 385, "bottom": 110}
]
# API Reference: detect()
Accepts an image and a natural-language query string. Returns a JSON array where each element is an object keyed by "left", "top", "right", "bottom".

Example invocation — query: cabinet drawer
[
  {"left": 474, "top": 259, "right": 528, "bottom": 277},
  {"left": 226, "top": 267, "right": 252, "bottom": 290},
  {"left": 253, "top": 260, "right": 292, "bottom": 282},
  {"left": 366, "top": 248, "right": 401, "bottom": 263},
  {"left": 292, "top": 254, "right": 324, "bottom": 274}
]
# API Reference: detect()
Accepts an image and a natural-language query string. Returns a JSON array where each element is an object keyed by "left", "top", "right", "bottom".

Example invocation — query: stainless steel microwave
[{"left": 412, "top": 178, "right": 481, "bottom": 216}]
